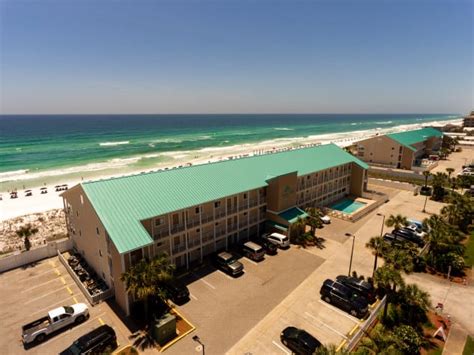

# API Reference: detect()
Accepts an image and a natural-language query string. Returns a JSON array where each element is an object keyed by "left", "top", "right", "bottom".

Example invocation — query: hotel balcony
[
  {"left": 215, "top": 228, "right": 226, "bottom": 238},
  {"left": 201, "top": 214, "right": 214, "bottom": 224},
  {"left": 154, "top": 229, "right": 169, "bottom": 239},
  {"left": 187, "top": 237, "right": 201, "bottom": 248},
  {"left": 202, "top": 231, "right": 214, "bottom": 243},
  {"left": 238, "top": 204, "right": 248, "bottom": 212},
  {"left": 249, "top": 216, "right": 259, "bottom": 225},
  {"left": 228, "top": 206, "right": 237, "bottom": 215},
  {"left": 186, "top": 218, "right": 201, "bottom": 229},
  {"left": 171, "top": 224, "right": 185, "bottom": 234},
  {"left": 172, "top": 244, "right": 186, "bottom": 254},
  {"left": 228, "top": 223, "right": 237, "bottom": 231},
  {"left": 249, "top": 199, "right": 258, "bottom": 208},
  {"left": 215, "top": 209, "right": 226, "bottom": 219}
]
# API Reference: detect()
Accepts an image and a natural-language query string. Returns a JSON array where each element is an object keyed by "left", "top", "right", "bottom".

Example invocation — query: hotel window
[
  {"left": 76, "top": 211, "right": 79, "bottom": 217},
  {"left": 399, "top": 146, "right": 403, "bottom": 153},
  {"left": 173, "top": 236, "right": 181, "bottom": 246},
  {"left": 99, "top": 249, "right": 102, "bottom": 257},
  {"left": 155, "top": 217, "right": 164, "bottom": 227},
  {"left": 196, "top": 228, "right": 200, "bottom": 233},
  {"left": 96, "top": 227, "right": 100, "bottom": 235},
  {"left": 195, "top": 207, "right": 200, "bottom": 214},
  {"left": 243, "top": 193, "right": 247, "bottom": 199},
  {"left": 214, "top": 201, "right": 221, "bottom": 208}
]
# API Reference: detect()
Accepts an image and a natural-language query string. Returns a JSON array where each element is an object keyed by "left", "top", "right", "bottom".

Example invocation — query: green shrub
[{"left": 394, "top": 325, "right": 422, "bottom": 354}]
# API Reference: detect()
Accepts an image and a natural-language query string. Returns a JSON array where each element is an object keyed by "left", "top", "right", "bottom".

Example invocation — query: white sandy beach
[{"left": 0, "top": 119, "right": 463, "bottom": 223}]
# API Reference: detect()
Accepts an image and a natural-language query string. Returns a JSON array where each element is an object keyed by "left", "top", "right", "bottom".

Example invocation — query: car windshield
[
  {"left": 68, "top": 343, "right": 82, "bottom": 355},
  {"left": 64, "top": 306, "right": 74, "bottom": 314}
]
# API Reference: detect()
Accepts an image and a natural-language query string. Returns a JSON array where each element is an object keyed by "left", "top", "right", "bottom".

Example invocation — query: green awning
[
  {"left": 266, "top": 221, "right": 288, "bottom": 232},
  {"left": 278, "top": 207, "right": 308, "bottom": 224}
]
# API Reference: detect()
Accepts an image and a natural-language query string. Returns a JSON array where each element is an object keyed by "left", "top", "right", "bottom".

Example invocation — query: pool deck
[{"left": 325, "top": 196, "right": 381, "bottom": 222}]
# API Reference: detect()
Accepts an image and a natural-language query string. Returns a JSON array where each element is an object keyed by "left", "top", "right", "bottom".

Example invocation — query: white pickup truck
[{"left": 22, "top": 303, "right": 89, "bottom": 344}]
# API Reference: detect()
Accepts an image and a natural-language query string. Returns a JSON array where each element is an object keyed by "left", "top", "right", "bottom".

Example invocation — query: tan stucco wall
[
  {"left": 110, "top": 241, "right": 129, "bottom": 315},
  {"left": 349, "top": 163, "right": 365, "bottom": 196},
  {"left": 401, "top": 149, "right": 414, "bottom": 170},
  {"left": 266, "top": 172, "right": 297, "bottom": 213},
  {"left": 63, "top": 186, "right": 112, "bottom": 286},
  {"left": 356, "top": 136, "right": 403, "bottom": 167}
]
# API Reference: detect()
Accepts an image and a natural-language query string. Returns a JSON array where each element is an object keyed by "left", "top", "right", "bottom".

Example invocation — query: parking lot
[
  {"left": 0, "top": 256, "right": 130, "bottom": 355},
  {"left": 166, "top": 246, "right": 325, "bottom": 355}
]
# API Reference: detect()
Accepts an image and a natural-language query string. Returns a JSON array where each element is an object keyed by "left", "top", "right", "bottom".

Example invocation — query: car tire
[
  {"left": 35, "top": 333, "right": 46, "bottom": 343},
  {"left": 75, "top": 315, "right": 85, "bottom": 324},
  {"left": 324, "top": 296, "right": 331, "bottom": 304},
  {"left": 350, "top": 309, "right": 358, "bottom": 317},
  {"left": 282, "top": 339, "right": 287, "bottom": 346}
]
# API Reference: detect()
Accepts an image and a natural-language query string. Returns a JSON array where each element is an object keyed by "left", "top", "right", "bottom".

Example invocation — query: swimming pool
[{"left": 330, "top": 198, "right": 367, "bottom": 214}]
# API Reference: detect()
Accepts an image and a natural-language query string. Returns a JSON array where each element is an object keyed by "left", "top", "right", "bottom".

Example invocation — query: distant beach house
[
  {"left": 354, "top": 127, "right": 443, "bottom": 170},
  {"left": 463, "top": 111, "right": 474, "bottom": 128},
  {"left": 61, "top": 144, "right": 368, "bottom": 315}
]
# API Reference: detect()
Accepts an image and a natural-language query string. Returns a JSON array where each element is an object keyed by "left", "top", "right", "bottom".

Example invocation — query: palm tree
[
  {"left": 446, "top": 167, "right": 454, "bottom": 179},
  {"left": 15, "top": 224, "right": 39, "bottom": 251},
  {"left": 385, "top": 214, "right": 408, "bottom": 231},
  {"left": 121, "top": 254, "right": 174, "bottom": 320},
  {"left": 356, "top": 323, "right": 398, "bottom": 355},
  {"left": 422, "top": 171, "right": 431, "bottom": 188},
  {"left": 374, "top": 264, "right": 405, "bottom": 320},
  {"left": 431, "top": 172, "right": 448, "bottom": 201},
  {"left": 314, "top": 344, "right": 349, "bottom": 355},
  {"left": 398, "top": 283, "right": 430, "bottom": 327},
  {"left": 366, "top": 236, "right": 389, "bottom": 277},
  {"left": 305, "top": 207, "right": 323, "bottom": 233}
]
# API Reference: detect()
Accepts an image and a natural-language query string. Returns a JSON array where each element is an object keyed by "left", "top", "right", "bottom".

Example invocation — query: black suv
[
  {"left": 162, "top": 280, "right": 190, "bottom": 304},
  {"left": 280, "top": 326, "right": 321, "bottom": 354},
  {"left": 392, "top": 228, "right": 424, "bottom": 246},
  {"left": 212, "top": 251, "right": 244, "bottom": 276},
  {"left": 336, "top": 275, "right": 376, "bottom": 304},
  {"left": 320, "top": 279, "right": 369, "bottom": 318},
  {"left": 255, "top": 237, "right": 278, "bottom": 255},
  {"left": 60, "top": 325, "right": 117, "bottom": 355}
]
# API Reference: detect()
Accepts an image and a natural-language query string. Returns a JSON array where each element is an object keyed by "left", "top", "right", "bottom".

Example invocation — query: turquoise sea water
[
  {"left": 330, "top": 198, "right": 367, "bottom": 213},
  {"left": 0, "top": 114, "right": 460, "bottom": 190}
]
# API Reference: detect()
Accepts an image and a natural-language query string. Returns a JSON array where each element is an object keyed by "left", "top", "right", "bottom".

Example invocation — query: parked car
[
  {"left": 241, "top": 241, "right": 265, "bottom": 261},
  {"left": 336, "top": 275, "right": 376, "bottom": 304},
  {"left": 262, "top": 232, "right": 290, "bottom": 249},
  {"left": 320, "top": 215, "right": 331, "bottom": 224},
  {"left": 60, "top": 325, "right": 117, "bottom": 355},
  {"left": 255, "top": 237, "right": 278, "bottom": 255},
  {"left": 405, "top": 224, "right": 427, "bottom": 238},
  {"left": 320, "top": 279, "right": 369, "bottom": 318},
  {"left": 162, "top": 280, "right": 190, "bottom": 304},
  {"left": 280, "top": 326, "right": 321, "bottom": 354},
  {"left": 212, "top": 251, "right": 244, "bottom": 276},
  {"left": 383, "top": 232, "right": 407, "bottom": 245},
  {"left": 393, "top": 228, "right": 425, "bottom": 246},
  {"left": 22, "top": 303, "right": 89, "bottom": 344}
]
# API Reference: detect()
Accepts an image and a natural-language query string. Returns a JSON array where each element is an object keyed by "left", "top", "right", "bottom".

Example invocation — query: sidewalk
[{"left": 443, "top": 323, "right": 468, "bottom": 355}]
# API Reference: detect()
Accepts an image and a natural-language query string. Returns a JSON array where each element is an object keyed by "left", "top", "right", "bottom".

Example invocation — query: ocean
[{"left": 0, "top": 114, "right": 460, "bottom": 191}]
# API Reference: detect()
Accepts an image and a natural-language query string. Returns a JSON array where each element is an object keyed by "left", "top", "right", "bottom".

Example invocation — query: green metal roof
[
  {"left": 81, "top": 143, "right": 368, "bottom": 254},
  {"left": 387, "top": 127, "right": 443, "bottom": 152},
  {"left": 278, "top": 207, "right": 308, "bottom": 224}
]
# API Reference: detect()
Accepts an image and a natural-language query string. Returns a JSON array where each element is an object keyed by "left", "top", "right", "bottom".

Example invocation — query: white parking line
[
  {"left": 245, "top": 259, "right": 259, "bottom": 266},
  {"left": 21, "top": 276, "right": 62, "bottom": 293},
  {"left": 272, "top": 340, "right": 290, "bottom": 354},
  {"left": 201, "top": 279, "right": 216, "bottom": 290},
  {"left": 318, "top": 300, "right": 360, "bottom": 322},
  {"left": 217, "top": 270, "right": 234, "bottom": 280},
  {"left": 17, "top": 268, "right": 55, "bottom": 282},
  {"left": 24, "top": 283, "right": 76, "bottom": 305},
  {"left": 190, "top": 293, "right": 198, "bottom": 301},
  {"left": 304, "top": 312, "right": 348, "bottom": 340}
]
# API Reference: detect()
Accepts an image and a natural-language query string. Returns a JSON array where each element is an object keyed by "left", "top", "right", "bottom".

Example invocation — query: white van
[{"left": 262, "top": 232, "right": 290, "bottom": 249}]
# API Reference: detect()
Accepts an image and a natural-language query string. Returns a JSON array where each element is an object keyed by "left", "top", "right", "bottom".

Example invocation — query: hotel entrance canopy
[{"left": 278, "top": 207, "right": 308, "bottom": 224}]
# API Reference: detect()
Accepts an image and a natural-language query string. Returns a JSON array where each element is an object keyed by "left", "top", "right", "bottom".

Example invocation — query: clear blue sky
[{"left": 0, "top": 0, "right": 472, "bottom": 114}]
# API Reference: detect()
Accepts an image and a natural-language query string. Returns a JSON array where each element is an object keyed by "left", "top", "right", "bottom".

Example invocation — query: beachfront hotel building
[
  {"left": 62, "top": 143, "right": 368, "bottom": 315},
  {"left": 354, "top": 127, "right": 443, "bottom": 170}
]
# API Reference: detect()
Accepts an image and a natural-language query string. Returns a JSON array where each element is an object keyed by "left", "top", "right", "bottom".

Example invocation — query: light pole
[
  {"left": 422, "top": 194, "right": 428, "bottom": 213},
  {"left": 373, "top": 213, "right": 385, "bottom": 278},
  {"left": 193, "top": 335, "right": 205, "bottom": 355},
  {"left": 345, "top": 233, "right": 355, "bottom": 277}
]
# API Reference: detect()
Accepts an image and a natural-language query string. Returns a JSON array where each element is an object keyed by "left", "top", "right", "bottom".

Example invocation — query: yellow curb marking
[
  {"left": 349, "top": 324, "right": 359, "bottom": 336},
  {"left": 73, "top": 296, "right": 78, "bottom": 303},
  {"left": 336, "top": 339, "right": 347, "bottom": 353},
  {"left": 60, "top": 277, "right": 66, "bottom": 285},
  {"left": 98, "top": 317, "right": 105, "bottom": 325},
  {"left": 66, "top": 286, "right": 73, "bottom": 295},
  {"left": 160, "top": 307, "right": 196, "bottom": 352},
  {"left": 55, "top": 268, "right": 61, "bottom": 276},
  {"left": 112, "top": 345, "right": 131, "bottom": 355}
]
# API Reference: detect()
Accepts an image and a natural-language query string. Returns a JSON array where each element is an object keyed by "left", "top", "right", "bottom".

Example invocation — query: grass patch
[
  {"left": 464, "top": 336, "right": 474, "bottom": 355},
  {"left": 464, "top": 233, "right": 474, "bottom": 267}
]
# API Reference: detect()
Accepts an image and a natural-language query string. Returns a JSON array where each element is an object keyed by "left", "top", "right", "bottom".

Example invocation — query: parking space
[
  {"left": 0, "top": 256, "right": 130, "bottom": 355},
  {"left": 166, "top": 246, "right": 325, "bottom": 355}
]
